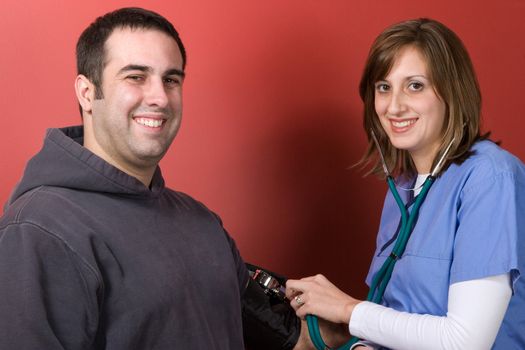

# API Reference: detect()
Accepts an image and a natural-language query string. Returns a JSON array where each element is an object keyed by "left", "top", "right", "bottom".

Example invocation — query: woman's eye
[
  {"left": 375, "top": 83, "right": 390, "bottom": 92},
  {"left": 409, "top": 82, "right": 424, "bottom": 91}
]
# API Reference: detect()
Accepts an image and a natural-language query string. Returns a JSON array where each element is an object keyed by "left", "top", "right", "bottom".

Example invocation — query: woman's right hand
[
  {"left": 292, "top": 318, "right": 352, "bottom": 350},
  {"left": 286, "top": 274, "right": 361, "bottom": 324}
]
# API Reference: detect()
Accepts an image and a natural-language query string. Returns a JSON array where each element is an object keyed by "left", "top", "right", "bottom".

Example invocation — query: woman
[{"left": 286, "top": 18, "right": 524, "bottom": 349}]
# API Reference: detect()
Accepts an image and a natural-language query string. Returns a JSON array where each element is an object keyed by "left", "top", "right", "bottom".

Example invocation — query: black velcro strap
[{"left": 242, "top": 278, "right": 300, "bottom": 350}]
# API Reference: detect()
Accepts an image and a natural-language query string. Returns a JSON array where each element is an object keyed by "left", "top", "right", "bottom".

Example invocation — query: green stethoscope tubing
[{"left": 306, "top": 175, "right": 435, "bottom": 350}]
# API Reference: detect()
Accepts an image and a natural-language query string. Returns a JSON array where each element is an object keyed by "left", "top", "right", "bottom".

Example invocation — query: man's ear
[{"left": 75, "top": 74, "right": 97, "bottom": 115}]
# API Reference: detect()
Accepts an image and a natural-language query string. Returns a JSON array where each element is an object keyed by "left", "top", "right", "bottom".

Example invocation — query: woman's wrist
[{"left": 343, "top": 300, "right": 359, "bottom": 324}]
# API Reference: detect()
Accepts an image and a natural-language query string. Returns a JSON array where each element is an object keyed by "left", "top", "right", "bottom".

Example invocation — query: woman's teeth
[{"left": 392, "top": 119, "right": 416, "bottom": 128}]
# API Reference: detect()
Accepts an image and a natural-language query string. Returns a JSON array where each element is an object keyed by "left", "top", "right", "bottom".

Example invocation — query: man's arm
[
  {"left": 242, "top": 276, "right": 301, "bottom": 349},
  {"left": 240, "top": 264, "right": 351, "bottom": 350},
  {"left": 293, "top": 318, "right": 351, "bottom": 350},
  {"left": 0, "top": 222, "right": 100, "bottom": 349}
]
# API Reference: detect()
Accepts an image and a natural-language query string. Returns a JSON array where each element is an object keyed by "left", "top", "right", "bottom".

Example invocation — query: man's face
[{"left": 85, "top": 27, "right": 184, "bottom": 176}]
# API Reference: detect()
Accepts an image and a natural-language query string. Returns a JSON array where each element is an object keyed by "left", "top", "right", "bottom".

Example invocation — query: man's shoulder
[
  {"left": 162, "top": 186, "right": 194, "bottom": 202},
  {"left": 0, "top": 186, "right": 98, "bottom": 266},
  {"left": 1, "top": 187, "right": 74, "bottom": 237},
  {"left": 162, "top": 187, "right": 215, "bottom": 214}
]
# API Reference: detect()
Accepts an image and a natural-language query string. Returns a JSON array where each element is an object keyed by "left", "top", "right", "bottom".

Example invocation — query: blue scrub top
[{"left": 365, "top": 140, "right": 525, "bottom": 349}]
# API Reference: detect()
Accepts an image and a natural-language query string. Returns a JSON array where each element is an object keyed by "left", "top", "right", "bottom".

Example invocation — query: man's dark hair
[{"left": 76, "top": 7, "right": 186, "bottom": 100}]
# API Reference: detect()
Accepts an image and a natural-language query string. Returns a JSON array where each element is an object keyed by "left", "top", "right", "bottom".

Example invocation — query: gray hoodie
[{"left": 0, "top": 126, "right": 248, "bottom": 349}]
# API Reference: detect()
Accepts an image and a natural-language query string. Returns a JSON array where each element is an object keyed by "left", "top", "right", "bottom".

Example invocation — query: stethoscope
[{"left": 306, "top": 131, "right": 456, "bottom": 350}]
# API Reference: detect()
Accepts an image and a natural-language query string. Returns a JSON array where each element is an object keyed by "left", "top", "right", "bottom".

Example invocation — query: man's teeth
[
  {"left": 135, "top": 118, "right": 164, "bottom": 128},
  {"left": 392, "top": 119, "right": 416, "bottom": 128}
]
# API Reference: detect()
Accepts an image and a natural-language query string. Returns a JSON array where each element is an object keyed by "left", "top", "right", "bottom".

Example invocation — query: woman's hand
[
  {"left": 285, "top": 274, "right": 361, "bottom": 324},
  {"left": 292, "top": 318, "right": 352, "bottom": 350}
]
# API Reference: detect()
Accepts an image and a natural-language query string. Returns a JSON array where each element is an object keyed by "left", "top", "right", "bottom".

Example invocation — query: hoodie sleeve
[
  {"left": 0, "top": 222, "right": 101, "bottom": 349},
  {"left": 204, "top": 208, "right": 250, "bottom": 293}
]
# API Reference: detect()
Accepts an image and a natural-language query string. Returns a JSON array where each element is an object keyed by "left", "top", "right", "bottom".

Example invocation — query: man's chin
[{"left": 134, "top": 154, "right": 166, "bottom": 168}]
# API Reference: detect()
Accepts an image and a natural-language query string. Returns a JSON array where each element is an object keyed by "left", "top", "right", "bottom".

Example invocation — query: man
[{"left": 0, "top": 7, "right": 308, "bottom": 349}]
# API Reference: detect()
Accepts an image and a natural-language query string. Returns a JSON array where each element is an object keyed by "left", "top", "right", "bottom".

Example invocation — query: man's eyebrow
[
  {"left": 117, "top": 65, "right": 185, "bottom": 78},
  {"left": 166, "top": 68, "right": 185, "bottom": 78},
  {"left": 117, "top": 64, "right": 151, "bottom": 75}
]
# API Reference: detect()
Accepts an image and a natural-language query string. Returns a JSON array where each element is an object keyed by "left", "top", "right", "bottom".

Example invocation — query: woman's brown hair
[{"left": 359, "top": 18, "right": 484, "bottom": 178}]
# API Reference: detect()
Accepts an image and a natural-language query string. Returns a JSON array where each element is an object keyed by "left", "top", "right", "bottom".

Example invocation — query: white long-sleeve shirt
[{"left": 349, "top": 273, "right": 511, "bottom": 350}]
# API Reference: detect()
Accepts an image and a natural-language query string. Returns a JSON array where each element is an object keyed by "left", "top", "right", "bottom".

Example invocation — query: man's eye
[
  {"left": 127, "top": 75, "right": 145, "bottom": 82},
  {"left": 164, "top": 77, "right": 180, "bottom": 86}
]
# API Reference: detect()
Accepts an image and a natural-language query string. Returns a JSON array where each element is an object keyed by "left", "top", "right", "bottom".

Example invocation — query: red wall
[{"left": 1, "top": 0, "right": 524, "bottom": 297}]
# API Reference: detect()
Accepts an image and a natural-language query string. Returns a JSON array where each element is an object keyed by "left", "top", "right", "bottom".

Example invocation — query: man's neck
[{"left": 83, "top": 138, "right": 155, "bottom": 188}]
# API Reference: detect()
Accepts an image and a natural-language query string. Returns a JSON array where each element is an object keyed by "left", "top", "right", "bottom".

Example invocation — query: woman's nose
[{"left": 386, "top": 90, "right": 407, "bottom": 116}]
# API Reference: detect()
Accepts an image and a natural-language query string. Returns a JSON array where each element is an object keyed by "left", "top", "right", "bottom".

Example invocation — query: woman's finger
[
  {"left": 292, "top": 294, "right": 306, "bottom": 308},
  {"left": 285, "top": 280, "right": 304, "bottom": 299},
  {"left": 285, "top": 279, "right": 311, "bottom": 297}
]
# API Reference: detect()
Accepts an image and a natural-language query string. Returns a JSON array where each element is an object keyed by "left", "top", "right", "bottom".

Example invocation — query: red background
[{"left": 1, "top": 0, "right": 524, "bottom": 297}]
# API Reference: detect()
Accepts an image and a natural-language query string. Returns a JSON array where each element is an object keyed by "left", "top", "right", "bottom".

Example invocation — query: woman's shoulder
[
  {"left": 451, "top": 140, "right": 525, "bottom": 190},
  {"left": 462, "top": 140, "right": 523, "bottom": 175}
]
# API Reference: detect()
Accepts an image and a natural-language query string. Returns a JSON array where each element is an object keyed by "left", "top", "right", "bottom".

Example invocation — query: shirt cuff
[{"left": 349, "top": 301, "right": 374, "bottom": 339}]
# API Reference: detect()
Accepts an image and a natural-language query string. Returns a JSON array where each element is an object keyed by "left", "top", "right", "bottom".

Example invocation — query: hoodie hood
[{"left": 7, "top": 126, "right": 165, "bottom": 207}]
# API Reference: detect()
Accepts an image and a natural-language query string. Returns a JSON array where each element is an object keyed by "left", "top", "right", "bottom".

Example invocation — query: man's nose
[{"left": 144, "top": 78, "right": 169, "bottom": 108}]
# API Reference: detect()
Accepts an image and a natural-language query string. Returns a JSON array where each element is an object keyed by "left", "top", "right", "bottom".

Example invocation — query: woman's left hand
[{"left": 285, "top": 274, "right": 361, "bottom": 324}]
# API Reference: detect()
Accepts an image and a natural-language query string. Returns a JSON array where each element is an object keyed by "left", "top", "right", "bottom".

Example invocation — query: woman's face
[{"left": 374, "top": 46, "right": 446, "bottom": 174}]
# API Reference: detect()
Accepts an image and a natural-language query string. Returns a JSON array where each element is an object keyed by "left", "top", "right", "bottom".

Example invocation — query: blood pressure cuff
[{"left": 242, "top": 264, "right": 300, "bottom": 350}]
